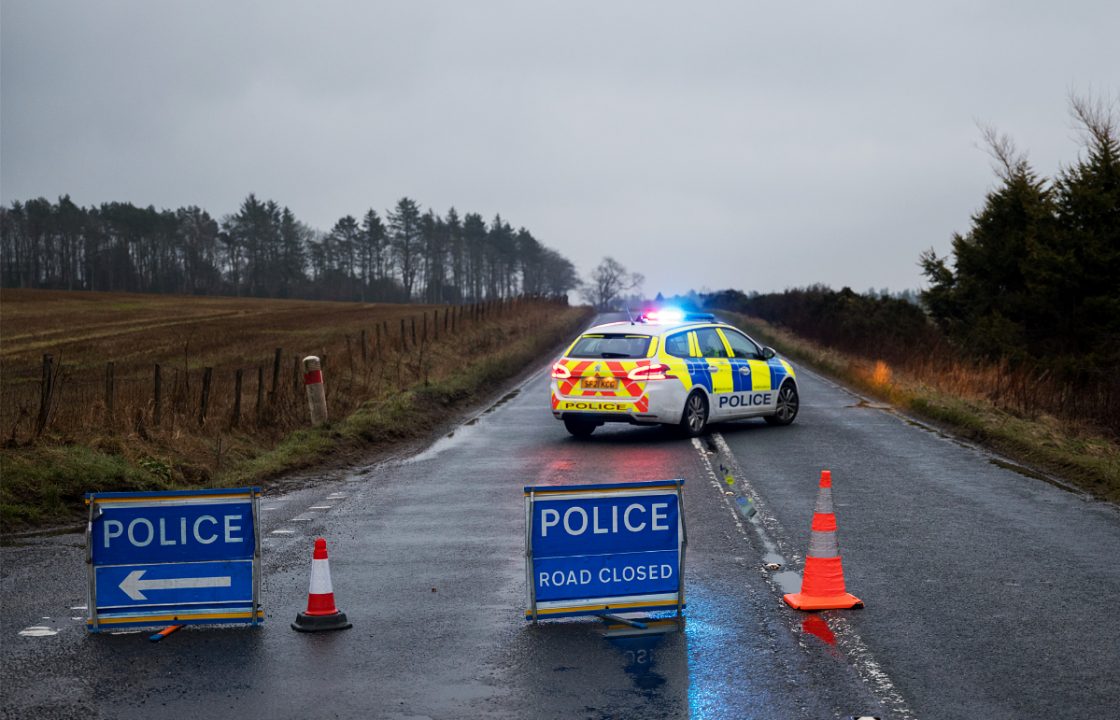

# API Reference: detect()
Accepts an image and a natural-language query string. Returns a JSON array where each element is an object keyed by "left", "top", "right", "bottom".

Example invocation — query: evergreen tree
[{"left": 388, "top": 197, "right": 422, "bottom": 300}]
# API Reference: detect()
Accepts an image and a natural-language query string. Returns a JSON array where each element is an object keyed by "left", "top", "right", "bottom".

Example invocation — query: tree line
[
  {"left": 0, "top": 195, "right": 580, "bottom": 303},
  {"left": 704, "top": 96, "right": 1119, "bottom": 429},
  {"left": 919, "top": 96, "right": 1119, "bottom": 384}
]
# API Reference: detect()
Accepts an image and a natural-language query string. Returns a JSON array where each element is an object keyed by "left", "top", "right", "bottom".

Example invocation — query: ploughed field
[{"left": 0, "top": 289, "right": 590, "bottom": 530}]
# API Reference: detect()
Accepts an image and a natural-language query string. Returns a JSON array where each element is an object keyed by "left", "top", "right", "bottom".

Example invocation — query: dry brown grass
[{"left": 723, "top": 311, "right": 1120, "bottom": 502}]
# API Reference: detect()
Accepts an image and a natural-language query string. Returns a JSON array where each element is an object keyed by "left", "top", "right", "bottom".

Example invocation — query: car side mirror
[{"left": 761, "top": 347, "right": 776, "bottom": 360}]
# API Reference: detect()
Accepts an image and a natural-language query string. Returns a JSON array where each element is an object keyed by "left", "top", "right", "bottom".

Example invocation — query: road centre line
[
  {"left": 308, "top": 505, "right": 331, "bottom": 510},
  {"left": 695, "top": 433, "right": 915, "bottom": 720},
  {"left": 270, "top": 529, "right": 295, "bottom": 535}
]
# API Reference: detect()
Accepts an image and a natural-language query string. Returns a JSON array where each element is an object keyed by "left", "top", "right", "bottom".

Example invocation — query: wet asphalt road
[{"left": 3, "top": 351, "right": 1120, "bottom": 719}]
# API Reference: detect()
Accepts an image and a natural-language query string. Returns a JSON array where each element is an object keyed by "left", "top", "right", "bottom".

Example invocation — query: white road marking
[
  {"left": 19, "top": 626, "right": 59, "bottom": 637},
  {"left": 308, "top": 505, "right": 331, "bottom": 510},
  {"left": 69, "top": 605, "right": 87, "bottom": 611},
  {"left": 270, "top": 529, "right": 295, "bottom": 535},
  {"left": 695, "top": 433, "right": 916, "bottom": 720},
  {"left": 326, "top": 493, "right": 346, "bottom": 500}
]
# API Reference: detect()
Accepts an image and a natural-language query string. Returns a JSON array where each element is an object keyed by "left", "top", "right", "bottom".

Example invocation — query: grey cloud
[{"left": 2, "top": 0, "right": 1117, "bottom": 296}]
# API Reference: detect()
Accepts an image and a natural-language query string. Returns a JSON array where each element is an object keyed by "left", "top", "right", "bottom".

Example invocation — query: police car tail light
[
  {"left": 628, "top": 363, "right": 672, "bottom": 381},
  {"left": 551, "top": 362, "right": 572, "bottom": 379}
]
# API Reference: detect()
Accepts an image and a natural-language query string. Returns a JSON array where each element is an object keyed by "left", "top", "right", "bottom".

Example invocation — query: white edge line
[{"left": 696, "top": 432, "right": 916, "bottom": 720}]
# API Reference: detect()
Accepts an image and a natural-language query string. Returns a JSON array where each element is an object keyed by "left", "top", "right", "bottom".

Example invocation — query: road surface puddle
[{"left": 604, "top": 617, "right": 682, "bottom": 691}]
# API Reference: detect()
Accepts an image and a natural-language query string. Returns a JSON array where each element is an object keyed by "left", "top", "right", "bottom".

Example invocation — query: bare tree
[{"left": 582, "top": 256, "right": 644, "bottom": 310}]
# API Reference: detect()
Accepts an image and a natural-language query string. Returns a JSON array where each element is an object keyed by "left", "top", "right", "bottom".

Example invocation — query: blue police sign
[
  {"left": 525, "top": 480, "right": 686, "bottom": 620},
  {"left": 85, "top": 487, "right": 262, "bottom": 631}
]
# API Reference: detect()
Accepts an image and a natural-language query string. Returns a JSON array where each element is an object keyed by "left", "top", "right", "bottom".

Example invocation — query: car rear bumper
[{"left": 550, "top": 380, "right": 687, "bottom": 425}]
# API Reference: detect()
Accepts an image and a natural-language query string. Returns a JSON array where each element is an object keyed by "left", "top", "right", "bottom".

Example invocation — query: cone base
[
  {"left": 291, "top": 610, "right": 352, "bottom": 632},
  {"left": 783, "top": 592, "right": 864, "bottom": 611}
]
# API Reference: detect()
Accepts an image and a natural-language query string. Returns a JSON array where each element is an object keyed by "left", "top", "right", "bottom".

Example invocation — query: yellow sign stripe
[
  {"left": 525, "top": 598, "right": 681, "bottom": 617},
  {"left": 524, "top": 485, "right": 680, "bottom": 497},
  {"left": 88, "top": 610, "right": 264, "bottom": 626},
  {"left": 87, "top": 493, "right": 253, "bottom": 505}
]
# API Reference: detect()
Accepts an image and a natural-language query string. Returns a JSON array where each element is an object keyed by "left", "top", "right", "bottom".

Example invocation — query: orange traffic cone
[
  {"left": 292, "top": 537, "right": 352, "bottom": 632},
  {"left": 783, "top": 470, "right": 863, "bottom": 611}
]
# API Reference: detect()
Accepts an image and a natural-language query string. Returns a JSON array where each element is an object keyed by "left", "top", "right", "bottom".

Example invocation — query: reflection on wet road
[{"left": 5, "top": 355, "right": 1119, "bottom": 719}]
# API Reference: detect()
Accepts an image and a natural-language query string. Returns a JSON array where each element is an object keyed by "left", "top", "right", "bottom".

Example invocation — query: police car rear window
[{"left": 569, "top": 334, "right": 652, "bottom": 359}]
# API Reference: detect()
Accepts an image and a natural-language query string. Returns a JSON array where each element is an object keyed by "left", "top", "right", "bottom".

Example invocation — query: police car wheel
[
  {"left": 765, "top": 382, "right": 799, "bottom": 426},
  {"left": 563, "top": 417, "right": 597, "bottom": 438},
  {"left": 680, "top": 391, "right": 709, "bottom": 437}
]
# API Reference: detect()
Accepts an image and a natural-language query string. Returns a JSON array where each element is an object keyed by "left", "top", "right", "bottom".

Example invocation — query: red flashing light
[
  {"left": 642, "top": 308, "right": 684, "bottom": 323},
  {"left": 551, "top": 362, "right": 571, "bottom": 379}
]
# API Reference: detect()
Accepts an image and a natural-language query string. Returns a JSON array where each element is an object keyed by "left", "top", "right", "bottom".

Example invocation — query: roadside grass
[
  {"left": 724, "top": 312, "right": 1120, "bottom": 503},
  {"left": 0, "top": 289, "right": 592, "bottom": 533}
]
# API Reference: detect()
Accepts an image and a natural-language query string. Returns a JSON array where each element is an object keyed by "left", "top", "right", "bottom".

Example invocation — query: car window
[
  {"left": 695, "top": 328, "right": 729, "bottom": 358},
  {"left": 665, "top": 332, "right": 691, "bottom": 358},
  {"left": 568, "top": 334, "right": 653, "bottom": 359},
  {"left": 722, "top": 329, "right": 762, "bottom": 359}
]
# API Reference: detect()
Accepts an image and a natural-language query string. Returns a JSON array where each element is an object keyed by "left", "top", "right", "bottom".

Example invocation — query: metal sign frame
[
  {"left": 85, "top": 487, "right": 263, "bottom": 632},
  {"left": 524, "top": 479, "right": 687, "bottom": 622}
]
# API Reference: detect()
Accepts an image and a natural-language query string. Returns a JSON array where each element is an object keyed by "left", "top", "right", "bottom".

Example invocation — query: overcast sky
[{"left": 2, "top": 1, "right": 1116, "bottom": 297}]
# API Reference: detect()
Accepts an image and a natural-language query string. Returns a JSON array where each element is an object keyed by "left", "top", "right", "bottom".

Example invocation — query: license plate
[{"left": 582, "top": 377, "right": 618, "bottom": 390}]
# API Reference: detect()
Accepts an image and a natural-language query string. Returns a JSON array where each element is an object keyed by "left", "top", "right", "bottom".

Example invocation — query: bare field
[{"left": 0, "top": 289, "right": 591, "bottom": 530}]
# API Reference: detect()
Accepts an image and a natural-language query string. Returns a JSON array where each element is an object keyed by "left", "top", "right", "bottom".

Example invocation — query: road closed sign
[
  {"left": 524, "top": 480, "right": 686, "bottom": 620},
  {"left": 85, "top": 487, "right": 263, "bottom": 631}
]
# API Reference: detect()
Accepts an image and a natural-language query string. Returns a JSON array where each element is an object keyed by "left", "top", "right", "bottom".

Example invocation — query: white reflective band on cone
[
  {"left": 814, "top": 487, "right": 834, "bottom": 514},
  {"left": 309, "top": 558, "right": 333, "bottom": 595}
]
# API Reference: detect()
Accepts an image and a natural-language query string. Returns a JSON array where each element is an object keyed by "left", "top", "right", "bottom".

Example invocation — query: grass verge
[
  {"left": 723, "top": 312, "right": 1120, "bottom": 503},
  {"left": 1, "top": 306, "right": 593, "bottom": 534}
]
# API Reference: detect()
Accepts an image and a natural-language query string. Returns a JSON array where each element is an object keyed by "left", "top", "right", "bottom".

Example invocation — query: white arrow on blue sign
[{"left": 118, "top": 569, "right": 232, "bottom": 601}]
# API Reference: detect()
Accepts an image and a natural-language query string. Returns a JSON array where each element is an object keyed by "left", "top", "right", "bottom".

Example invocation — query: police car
[{"left": 551, "top": 310, "right": 799, "bottom": 437}]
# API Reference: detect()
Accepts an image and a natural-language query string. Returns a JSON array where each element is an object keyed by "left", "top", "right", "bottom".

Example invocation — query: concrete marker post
[{"left": 303, "top": 356, "right": 328, "bottom": 425}]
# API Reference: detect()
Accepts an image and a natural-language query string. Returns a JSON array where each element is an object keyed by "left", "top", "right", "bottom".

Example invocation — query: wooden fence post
[
  {"left": 443, "top": 307, "right": 449, "bottom": 334},
  {"left": 153, "top": 363, "right": 162, "bottom": 427},
  {"left": 400, "top": 318, "right": 407, "bottom": 351},
  {"left": 361, "top": 329, "right": 368, "bottom": 363},
  {"left": 105, "top": 361, "right": 115, "bottom": 425},
  {"left": 256, "top": 366, "right": 264, "bottom": 423},
  {"left": 375, "top": 323, "right": 382, "bottom": 358},
  {"left": 35, "top": 353, "right": 54, "bottom": 437},
  {"left": 270, "top": 348, "right": 282, "bottom": 404},
  {"left": 232, "top": 368, "right": 243, "bottom": 428},
  {"left": 198, "top": 367, "right": 213, "bottom": 426},
  {"left": 411, "top": 316, "right": 417, "bottom": 347}
]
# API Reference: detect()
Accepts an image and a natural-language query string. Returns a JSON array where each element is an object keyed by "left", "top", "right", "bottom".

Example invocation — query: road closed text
[{"left": 539, "top": 562, "right": 674, "bottom": 589}]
